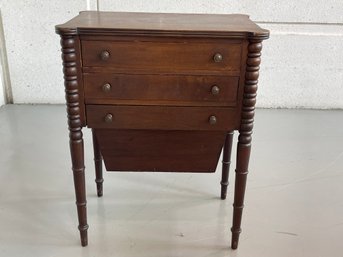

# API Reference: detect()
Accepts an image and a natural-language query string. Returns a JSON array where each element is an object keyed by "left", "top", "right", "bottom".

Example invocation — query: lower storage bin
[{"left": 94, "top": 129, "right": 227, "bottom": 172}]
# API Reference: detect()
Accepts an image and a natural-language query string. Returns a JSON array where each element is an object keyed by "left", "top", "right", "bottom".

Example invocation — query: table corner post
[
  {"left": 59, "top": 31, "right": 89, "bottom": 247},
  {"left": 231, "top": 37, "right": 263, "bottom": 250}
]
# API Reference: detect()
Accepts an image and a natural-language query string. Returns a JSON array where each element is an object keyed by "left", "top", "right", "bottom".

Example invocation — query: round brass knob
[
  {"left": 102, "top": 83, "right": 111, "bottom": 92},
  {"left": 104, "top": 113, "right": 113, "bottom": 123},
  {"left": 213, "top": 53, "right": 223, "bottom": 63},
  {"left": 100, "top": 50, "right": 110, "bottom": 61},
  {"left": 211, "top": 85, "right": 220, "bottom": 95},
  {"left": 209, "top": 115, "right": 217, "bottom": 125}
]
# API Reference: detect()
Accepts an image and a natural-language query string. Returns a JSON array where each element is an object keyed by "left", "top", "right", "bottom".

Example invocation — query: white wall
[
  {"left": 0, "top": 0, "right": 342, "bottom": 108},
  {"left": 0, "top": 8, "right": 6, "bottom": 106},
  {"left": 0, "top": 68, "right": 4, "bottom": 106}
]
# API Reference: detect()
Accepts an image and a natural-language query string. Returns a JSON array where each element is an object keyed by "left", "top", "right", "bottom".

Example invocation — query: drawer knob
[
  {"left": 213, "top": 53, "right": 223, "bottom": 63},
  {"left": 211, "top": 85, "right": 220, "bottom": 95},
  {"left": 209, "top": 115, "right": 217, "bottom": 125},
  {"left": 102, "top": 83, "right": 111, "bottom": 92},
  {"left": 104, "top": 113, "right": 113, "bottom": 123},
  {"left": 100, "top": 50, "right": 110, "bottom": 61}
]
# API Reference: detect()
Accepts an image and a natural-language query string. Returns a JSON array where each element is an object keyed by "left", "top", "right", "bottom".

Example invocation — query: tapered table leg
[
  {"left": 92, "top": 129, "right": 103, "bottom": 197},
  {"left": 231, "top": 140, "right": 251, "bottom": 249},
  {"left": 60, "top": 34, "right": 88, "bottom": 246},
  {"left": 220, "top": 131, "right": 234, "bottom": 200},
  {"left": 70, "top": 130, "right": 88, "bottom": 246},
  {"left": 231, "top": 38, "right": 263, "bottom": 249}
]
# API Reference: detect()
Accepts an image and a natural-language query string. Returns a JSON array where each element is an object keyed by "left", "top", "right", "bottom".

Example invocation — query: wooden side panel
[
  {"left": 95, "top": 129, "right": 226, "bottom": 172},
  {"left": 74, "top": 36, "right": 86, "bottom": 126}
]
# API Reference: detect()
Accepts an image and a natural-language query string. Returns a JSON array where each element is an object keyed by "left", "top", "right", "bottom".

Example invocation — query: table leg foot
[
  {"left": 79, "top": 225, "right": 88, "bottom": 246},
  {"left": 96, "top": 180, "right": 104, "bottom": 197}
]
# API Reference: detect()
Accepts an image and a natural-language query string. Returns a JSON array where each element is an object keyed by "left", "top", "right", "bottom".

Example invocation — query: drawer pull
[
  {"left": 211, "top": 85, "right": 220, "bottom": 95},
  {"left": 100, "top": 50, "right": 110, "bottom": 61},
  {"left": 104, "top": 113, "right": 113, "bottom": 123},
  {"left": 102, "top": 83, "right": 111, "bottom": 92},
  {"left": 213, "top": 53, "right": 223, "bottom": 63},
  {"left": 209, "top": 115, "right": 217, "bottom": 125}
]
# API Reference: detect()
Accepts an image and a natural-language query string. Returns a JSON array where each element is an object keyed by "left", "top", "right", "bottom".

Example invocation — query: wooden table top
[{"left": 56, "top": 11, "right": 269, "bottom": 38}]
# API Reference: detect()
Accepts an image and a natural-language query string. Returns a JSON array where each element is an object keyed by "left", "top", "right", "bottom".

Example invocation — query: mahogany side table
[{"left": 55, "top": 11, "right": 269, "bottom": 249}]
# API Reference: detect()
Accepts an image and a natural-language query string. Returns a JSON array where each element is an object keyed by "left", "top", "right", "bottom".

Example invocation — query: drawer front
[
  {"left": 84, "top": 73, "right": 239, "bottom": 106},
  {"left": 86, "top": 105, "right": 237, "bottom": 131},
  {"left": 81, "top": 40, "right": 242, "bottom": 72}
]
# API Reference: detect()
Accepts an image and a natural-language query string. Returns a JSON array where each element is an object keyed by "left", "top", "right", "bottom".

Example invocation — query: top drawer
[{"left": 81, "top": 40, "right": 242, "bottom": 72}]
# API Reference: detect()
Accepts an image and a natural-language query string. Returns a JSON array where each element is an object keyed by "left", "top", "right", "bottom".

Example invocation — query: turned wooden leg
[
  {"left": 92, "top": 129, "right": 103, "bottom": 197},
  {"left": 220, "top": 131, "right": 234, "bottom": 200},
  {"left": 231, "top": 140, "right": 251, "bottom": 249},
  {"left": 70, "top": 129, "right": 88, "bottom": 246},
  {"left": 231, "top": 38, "right": 262, "bottom": 249},
  {"left": 60, "top": 34, "right": 88, "bottom": 246}
]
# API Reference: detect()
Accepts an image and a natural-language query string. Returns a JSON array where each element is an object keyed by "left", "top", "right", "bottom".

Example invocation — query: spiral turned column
[
  {"left": 60, "top": 34, "right": 88, "bottom": 246},
  {"left": 231, "top": 39, "right": 263, "bottom": 249}
]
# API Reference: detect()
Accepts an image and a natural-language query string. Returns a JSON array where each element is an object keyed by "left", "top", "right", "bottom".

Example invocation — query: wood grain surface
[
  {"left": 95, "top": 129, "right": 226, "bottom": 172},
  {"left": 56, "top": 11, "right": 269, "bottom": 39},
  {"left": 86, "top": 105, "right": 238, "bottom": 131},
  {"left": 84, "top": 73, "right": 239, "bottom": 106},
  {"left": 81, "top": 39, "right": 242, "bottom": 71}
]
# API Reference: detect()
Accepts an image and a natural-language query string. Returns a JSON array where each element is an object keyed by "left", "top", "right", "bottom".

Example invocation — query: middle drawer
[{"left": 84, "top": 73, "right": 239, "bottom": 106}]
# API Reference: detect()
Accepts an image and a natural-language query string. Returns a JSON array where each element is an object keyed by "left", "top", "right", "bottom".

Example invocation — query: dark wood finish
[
  {"left": 220, "top": 131, "right": 234, "bottom": 200},
  {"left": 92, "top": 129, "right": 103, "bottom": 197},
  {"left": 82, "top": 66, "right": 242, "bottom": 76},
  {"left": 84, "top": 73, "right": 239, "bottom": 106},
  {"left": 81, "top": 40, "right": 241, "bottom": 72},
  {"left": 86, "top": 105, "right": 238, "bottom": 131},
  {"left": 231, "top": 39, "right": 263, "bottom": 249},
  {"left": 95, "top": 129, "right": 226, "bottom": 172},
  {"left": 56, "top": 11, "right": 268, "bottom": 249},
  {"left": 55, "top": 11, "right": 269, "bottom": 38},
  {"left": 84, "top": 99, "right": 239, "bottom": 107},
  {"left": 59, "top": 34, "right": 88, "bottom": 246}
]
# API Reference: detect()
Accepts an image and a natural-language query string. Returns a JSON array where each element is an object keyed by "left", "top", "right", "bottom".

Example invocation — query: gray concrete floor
[{"left": 0, "top": 105, "right": 342, "bottom": 257}]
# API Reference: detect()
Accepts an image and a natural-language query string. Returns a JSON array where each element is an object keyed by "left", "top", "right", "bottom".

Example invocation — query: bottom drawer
[
  {"left": 86, "top": 105, "right": 237, "bottom": 131},
  {"left": 94, "top": 129, "right": 226, "bottom": 172}
]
